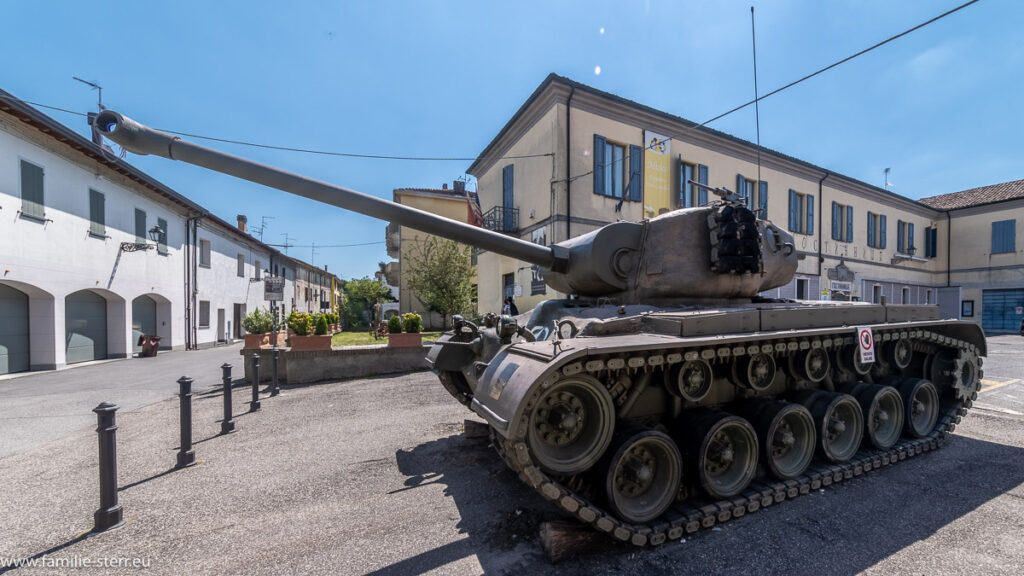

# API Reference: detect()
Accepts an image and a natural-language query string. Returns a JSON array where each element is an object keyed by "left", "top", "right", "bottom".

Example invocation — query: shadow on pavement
[{"left": 370, "top": 431, "right": 1024, "bottom": 576}]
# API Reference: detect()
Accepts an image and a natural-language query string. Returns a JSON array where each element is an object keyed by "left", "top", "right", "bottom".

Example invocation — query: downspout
[
  {"left": 565, "top": 86, "right": 575, "bottom": 241},
  {"left": 184, "top": 217, "right": 192, "bottom": 350},
  {"left": 817, "top": 172, "right": 829, "bottom": 277},
  {"left": 946, "top": 210, "right": 951, "bottom": 287}
]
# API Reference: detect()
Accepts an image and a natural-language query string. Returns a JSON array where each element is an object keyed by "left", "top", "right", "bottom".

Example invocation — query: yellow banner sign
[{"left": 643, "top": 130, "right": 671, "bottom": 218}]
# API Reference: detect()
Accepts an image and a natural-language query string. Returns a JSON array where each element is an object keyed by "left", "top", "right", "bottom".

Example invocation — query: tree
[
  {"left": 404, "top": 235, "right": 476, "bottom": 330},
  {"left": 341, "top": 277, "right": 394, "bottom": 330}
]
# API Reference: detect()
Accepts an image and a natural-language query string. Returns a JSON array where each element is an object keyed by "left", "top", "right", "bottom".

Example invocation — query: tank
[{"left": 95, "top": 110, "right": 985, "bottom": 546}]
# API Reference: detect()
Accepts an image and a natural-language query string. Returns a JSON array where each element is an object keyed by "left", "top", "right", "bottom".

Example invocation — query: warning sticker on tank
[{"left": 856, "top": 326, "right": 875, "bottom": 364}]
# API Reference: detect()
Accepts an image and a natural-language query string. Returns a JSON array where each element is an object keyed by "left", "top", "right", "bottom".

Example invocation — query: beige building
[
  {"left": 386, "top": 182, "right": 478, "bottom": 329},
  {"left": 466, "top": 74, "right": 1024, "bottom": 333}
]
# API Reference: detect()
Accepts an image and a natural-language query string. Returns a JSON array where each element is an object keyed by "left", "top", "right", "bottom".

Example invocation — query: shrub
[
  {"left": 402, "top": 312, "right": 423, "bottom": 334},
  {"left": 287, "top": 311, "right": 315, "bottom": 336},
  {"left": 315, "top": 314, "right": 329, "bottom": 336},
  {"left": 387, "top": 315, "right": 403, "bottom": 334},
  {"left": 242, "top": 308, "right": 275, "bottom": 334}
]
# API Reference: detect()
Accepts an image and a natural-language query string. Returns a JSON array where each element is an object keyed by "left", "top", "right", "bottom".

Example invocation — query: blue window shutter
[
  {"left": 682, "top": 164, "right": 694, "bottom": 208},
  {"left": 678, "top": 162, "right": 685, "bottom": 208},
  {"left": 880, "top": 214, "right": 887, "bottom": 249},
  {"left": 867, "top": 212, "right": 876, "bottom": 248},
  {"left": 831, "top": 202, "right": 840, "bottom": 241},
  {"left": 736, "top": 174, "right": 746, "bottom": 208},
  {"left": 593, "top": 135, "right": 606, "bottom": 196},
  {"left": 806, "top": 195, "right": 814, "bottom": 236},
  {"left": 897, "top": 221, "right": 905, "bottom": 253},
  {"left": 758, "top": 181, "right": 768, "bottom": 216},
  {"left": 788, "top": 189, "right": 797, "bottom": 231},
  {"left": 907, "top": 222, "right": 915, "bottom": 251},
  {"left": 629, "top": 145, "right": 643, "bottom": 201},
  {"left": 846, "top": 206, "right": 853, "bottom": 242},
  {"left": 1011, "top": 221, "right": 1016, "bottom": 252},
  {"left": 698, "top": 165, "right": 708, "bottom": 205}
]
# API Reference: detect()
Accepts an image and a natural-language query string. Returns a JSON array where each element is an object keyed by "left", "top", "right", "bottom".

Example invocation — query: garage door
[
  {"left": 0, "top": 284, "right": 30, "bottom": 375},
  {"left": 66, "top": 290, "right": 107, "bottom": 364},
  {"left": 132, "top": 296, "right": 157, "bottom": 354},
  {"left": 982, "top": 288, "right": 1024, "bottom": 333}
]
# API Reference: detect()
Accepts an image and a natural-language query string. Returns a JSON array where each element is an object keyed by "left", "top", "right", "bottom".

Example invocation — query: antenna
[
  {"left": 750, "top": 7, "right": 762, "bottom": 204},
  {"left": 255, "top": 215, "right": 275, "bottom": 242},
  {"left": 884, "top": 167, "right": 893, "bottom": 189},
  {"left": 311, "top": 241, "right": 319, "bottom": 265},
  {"left": 281, "top": 232, "right": 294, "bottom": 255},
  {"left": 72, "top": 77, "right": 104, "bottom": 111}
]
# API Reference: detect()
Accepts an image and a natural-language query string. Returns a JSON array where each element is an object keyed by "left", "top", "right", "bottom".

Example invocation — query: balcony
[{"left": 482, "top": 206, "right": 519, "bottom": 234}]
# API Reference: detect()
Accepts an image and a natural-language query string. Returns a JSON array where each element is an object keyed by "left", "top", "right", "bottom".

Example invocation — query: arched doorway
[
  {"left": 66, "top": 290, "right": 108, "bottom": 364},
  {"left": 0, "top": 284, "right": 30, "bottom": 375},
  {"left": 132, "top": 295, "right": 157, "bottom": 355}
]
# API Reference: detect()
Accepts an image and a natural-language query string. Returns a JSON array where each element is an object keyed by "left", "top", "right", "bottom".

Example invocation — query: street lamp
[{"left": 120, "top": 226, "right": 164, "bottom": 253}]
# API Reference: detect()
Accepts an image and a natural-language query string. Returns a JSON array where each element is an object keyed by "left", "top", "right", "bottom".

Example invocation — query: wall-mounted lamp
[{"left": 120, "top": 226, "right": 164, "bottom": 253}]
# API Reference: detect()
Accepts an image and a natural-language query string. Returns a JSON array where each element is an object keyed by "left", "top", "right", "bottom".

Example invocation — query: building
[
  {"left": 0, "top": 88, "right": 321, "bottom": 375},
  {"left": 288, "top": 256, "right": 337, "bottom": 314},
  {"left": 385, "top": 181, "right": 478, "bottom": 329},
  {"left": 466, "top": 74, "right": 1023, "bottom": 332}
]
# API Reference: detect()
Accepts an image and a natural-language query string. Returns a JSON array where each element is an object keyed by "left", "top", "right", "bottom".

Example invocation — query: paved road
[
  {"left": 0, "top": 337, "right": 1021, "bottom": 575},
  {"left": 0, "top": 344, "right": 246, "bottom": 459}
]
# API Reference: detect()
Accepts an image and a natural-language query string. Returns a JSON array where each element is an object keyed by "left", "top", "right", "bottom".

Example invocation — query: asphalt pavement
[{"left": 0, "top": 336, "right": 1021, "bottom": 575}]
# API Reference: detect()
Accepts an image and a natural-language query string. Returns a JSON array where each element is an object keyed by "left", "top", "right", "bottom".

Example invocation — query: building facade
[{"left": 466, "top": 74, "right": 1023, "bottom": 333}]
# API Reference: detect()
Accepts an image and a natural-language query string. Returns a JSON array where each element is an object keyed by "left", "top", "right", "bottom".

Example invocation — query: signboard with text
[
  {"left": 856, "top": 326, "right": 875, "bottom": 364},
  {"left": 264, "top": 277, "right": 285, "bottom": 301},
  {"left": 643, "top": 130, "right": 671, "bottom": 218}
]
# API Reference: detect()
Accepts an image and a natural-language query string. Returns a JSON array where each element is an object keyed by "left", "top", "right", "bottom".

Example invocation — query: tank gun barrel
[{"left": 93, "top": 110, "right": 566, "bottom": 271}]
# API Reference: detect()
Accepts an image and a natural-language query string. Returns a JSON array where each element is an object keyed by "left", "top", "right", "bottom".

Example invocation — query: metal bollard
[
  {"left": 250, "top": 353, "right": 261, "bottom": 412},
  {"left": 270, "top": 349, "right": 280, "bottom": 397},
  {"left": 176, "top": 377, "right": 197, "bottom": 469},
  {"left": 92, "top": 402, "right": 125, "bottom": 532},
  {"left": 220, "top": 363, "right": 236, "bottom": 434}
]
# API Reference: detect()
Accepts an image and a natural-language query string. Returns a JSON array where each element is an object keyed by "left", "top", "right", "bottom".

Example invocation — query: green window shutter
[
  {"left": 758, "top": 181, "right": 768, "bottom": 216},
  {"left": 846, "top": 207, "right": 853, "bottom": 242},
  {"left": 907, "top": 222, "right": 915, "bottom": 252},
  {"left": 135, "top": 209, "right": 147, "bottom": 243},
  {"left": 628, "top": 145, "right": 642, "bottom": 201},
  {"left": 157, "top": 217, "right": 168, "bottom": 254},
  {"left": 880, "top": 215, "right": 887, "bottom": 249},
  {"left": 89, "top": 189, "right": 105, "bottom": 236},
  {"left": 697, "top": 165, "right": 708, "bottom": 205},
  {"left": 593, "top": 135, "right": 606, "bottom": 196},
  {"left": 20, "top": 160, "right": 45, "bottom": 219},
  {"left": 867, "top": 212, "right": 876, "bottom": 248},
  {"left": 806, "top": 195, "right": 814, "bottom": 236}
]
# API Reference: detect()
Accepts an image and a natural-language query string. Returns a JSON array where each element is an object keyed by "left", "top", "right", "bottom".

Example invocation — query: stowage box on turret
[{"left": 96, "top": 110, "right": 985, "bottom": 546}]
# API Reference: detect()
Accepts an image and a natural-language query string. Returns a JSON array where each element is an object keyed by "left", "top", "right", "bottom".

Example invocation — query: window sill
[
  {"left": 88, "top": 231, "right": 110, "bottom": 240},
  {"left": 19, "top": 212, "right": 49, "bottom": 224},
  {"left": 199, "top": 264, "right": 211, "bottom": 269}
]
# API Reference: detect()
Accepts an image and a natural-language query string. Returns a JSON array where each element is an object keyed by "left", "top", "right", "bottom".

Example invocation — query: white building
[{"left": 0, "top": 88, "right": 300, "bottom": 375}]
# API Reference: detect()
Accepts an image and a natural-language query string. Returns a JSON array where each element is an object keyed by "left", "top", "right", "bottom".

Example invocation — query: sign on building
[
  {"left": 264, "top": 277, "right": 285, "bottom": 301},
  {"left": 831, "top": 281, "right": 852, "bottom": 292},
  {"left": 643, "top": 130, "right": 671, "bottom": 218},
  {"left": 531, "top": 228, "right": 547, "bottom": 296}
]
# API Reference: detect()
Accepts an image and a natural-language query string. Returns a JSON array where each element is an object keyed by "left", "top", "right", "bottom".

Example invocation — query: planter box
[
  {"left": 288, "top": 335, "right": 333, "bottom": 351},
  {"left": 243, "top": 332, "right": 287, "bottom": 350},
  {"left": 388, "top": 333, "right": 423, "bottom": 347}
]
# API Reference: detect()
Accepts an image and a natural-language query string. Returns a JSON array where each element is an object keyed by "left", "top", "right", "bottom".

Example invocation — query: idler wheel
[
  {"left": 602, "top": 425, "right": 682, "bottom": 524},
  {"left": 735, "top": 353, "right": 776, "bottom": 391},
  {"left": 681, "top": 410, "right": 758, "bottom": 499},
  {"left": 741, "top": 400, "right": 816, "bottom": 480},
  {"left": 899, "top": 378, "right": 939, "bottom": 438},
  {"left": 667, "top": 359, "right": 713, "bottom": 402},
  {"left": 838, "top": 346, "right": 872, "bottom": 376},
  {"left": 527, "top": 375, "right": 615, "bottom": 474},
  {"left": 794, "top": 390, "right": 864, "bottom": 462},
  {"left": 795, "top": 348, "right": 830, "bottom": 383},
  {"left": 885, "top": 338, "right": 913, "bottom": 370},
  {"left": 843, "top": 383, "right": 904, "bottom": 449}
]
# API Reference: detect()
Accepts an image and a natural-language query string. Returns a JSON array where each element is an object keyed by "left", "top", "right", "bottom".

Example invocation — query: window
[
  {"left": 237, "top": 254, "right": 245, "bottom": 277},
  {"left": 157, "top": 217, "right": 168, "bottom": 254},
  {"left": 872, "top": 284, "right": 882, "bottom": 304},
  {"left": 593, "top": 135, "right": 641, "bottom": 200},
  {"left": 199, "top": 301, "right": 210, "bottom": 328},
  {"left": 20, "top": 159, "right": 45, "bottom": 220},
  {"left": 796, "top": 278, "right": 808, "bottom": 300},
  {"left": 502, "top": 164, "right": 514, "bottom": 230},
  {"left": 736, "top": 174, "right": 767, "bottom": 216},
  {"left": 134, "top": 208, "right": 147, "bottom": 243},
  {"left": 199, "top": 239, "right": 211, "bottom": 267},
  {"left": 961, "top": 300, "right": 974, "bottom": 317},
  {"left": 925, "top": 289, "right": 933, "bottom": 304},
  {"left": 901, "top": 287, "right": 909, "bottom": 304},
  {"left": 924, "top": 226, "right": 938, "bottom": 258},
  {"left": 788, "top": 190, "right": 815, "bottom": 235},
  {"left": 866, "top": 212, "right": 887, "bottom": 248},
  {"left": 831, "top": 202, "right": 853, "bottom": 242},
  {"left": 678, "top": 163, "right": 710, "bottom": 207},
  {"left": 255, "top": 260, "right": 262, "bottom": 280},
  {"left": 89, "top": 189, "right": 106, "bottom": 237},
  {"left": 897, "top": 220, "right": 915, "bottom": 254},
  {"left": 991, "top": 220, "right": 1016, "bottom": 254}
]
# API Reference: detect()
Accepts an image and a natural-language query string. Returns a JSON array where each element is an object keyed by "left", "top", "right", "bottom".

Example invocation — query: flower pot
[
  {"left": 388, "top": 332, "right": 423, "bottom": 348},
  {"left": 243, "top": 333, "right": 268, "bottom": 350},
  {"left": 288, "top": 334, "right": 333, "bottom": 351}
]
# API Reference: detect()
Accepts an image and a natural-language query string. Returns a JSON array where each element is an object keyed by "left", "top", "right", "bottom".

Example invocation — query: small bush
[
  {"left": 315, "top": 314, "right": 329, "bottom": 336},
  {"left": 387, "top": 315, "right": 403, "bottom": 334},
  {"left": 402, "top": 312, "right": 423, "bottom": 334},
  {"left": 287, "top": 311, "right": 315, "bottom": 336},
  {"left": 242, "top": 308, "right": 275, "bottom": 334}
]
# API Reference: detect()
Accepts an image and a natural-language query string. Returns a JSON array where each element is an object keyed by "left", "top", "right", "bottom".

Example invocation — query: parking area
[{"left": 0, "top": 336, "right": 1021, "bottom": 575}]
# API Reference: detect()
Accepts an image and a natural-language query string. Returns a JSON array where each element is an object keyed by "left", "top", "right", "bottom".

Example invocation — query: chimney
[
  {"left": 237, "top": 215, "right": 247, "bottom": 233},
  {"left": 442, "top": 183, "right": 448, "bottom": 190},
  {"left": 453, "top": 180, "right": 465, "bottom": 193},
  {"left": 323, "top": 265, "right": 328, "bottom": 272}
]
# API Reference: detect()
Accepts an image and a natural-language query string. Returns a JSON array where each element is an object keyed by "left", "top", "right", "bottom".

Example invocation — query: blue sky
[{"left": 2, "top": 0, "right": 1018, "bottom": 280}]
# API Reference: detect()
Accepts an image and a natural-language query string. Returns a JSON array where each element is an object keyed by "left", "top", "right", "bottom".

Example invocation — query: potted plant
[
  {"left": 287, "top": 311, "right": 332, "bottom": 351},
  {"left": 241, "top": 308, "right": 275, "bottom": 349},
  {"left": 388, "top": 312, "right": 423, "bottom": 347}
]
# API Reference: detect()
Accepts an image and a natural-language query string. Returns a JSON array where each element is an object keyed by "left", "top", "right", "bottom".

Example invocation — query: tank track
[{"left": 492, "top": 327, "right": 981, "bottom": 547}]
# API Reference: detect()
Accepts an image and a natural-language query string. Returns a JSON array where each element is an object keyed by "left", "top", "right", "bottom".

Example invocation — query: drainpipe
[
  {"left": 565, "top": 86, "right": 575, "bottom": 241},
  {"left": 184, "top": 217, "right": 191, "bottom": 350},
  {"left": 817, "top": 172, "right": 829, "bottom": 278},
  {"left": 946, "top": 210, "right": 951, "bottom": 287}
]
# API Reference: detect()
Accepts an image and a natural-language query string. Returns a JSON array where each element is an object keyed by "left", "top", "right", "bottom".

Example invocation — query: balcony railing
[{"left": 482, "top": 206, "right": 519, "bottom": 234}]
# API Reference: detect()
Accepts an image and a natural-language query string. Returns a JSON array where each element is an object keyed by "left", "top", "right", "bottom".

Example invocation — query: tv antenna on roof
[{"left": 72, "top": 77, "right": 104, "bottom": 111}]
